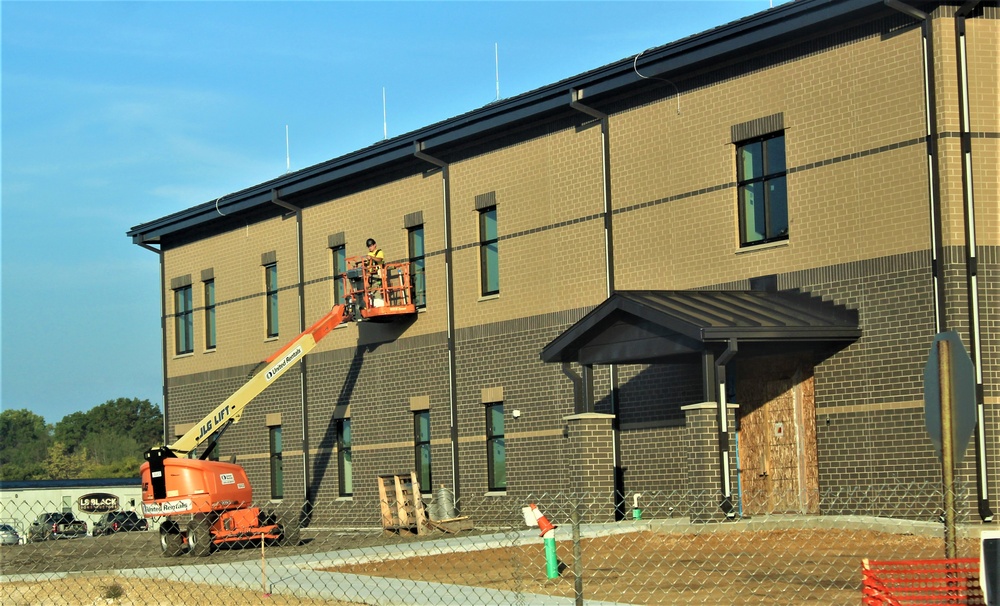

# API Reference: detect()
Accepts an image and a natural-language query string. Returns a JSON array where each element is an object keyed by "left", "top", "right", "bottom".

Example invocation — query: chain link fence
[{"left": 1, "top": 482, "right": 987, "bottom": 605}]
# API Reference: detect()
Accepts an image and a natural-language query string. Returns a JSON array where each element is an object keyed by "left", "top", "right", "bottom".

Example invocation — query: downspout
[
  {"left": 138, "top": 241, "right": 169, "bottom": 448},
  {"left": 953, "top": 0, "right": 992, "bottom": 522},
  {"left": 414, "top": 141, "right": 461, "bottom": 512},
  {"left": 271, "top": 190, "right": 312, "bottom": 503},
  {"left": 570, "top": 88, "right": 625, "bottom": 517},
  {"left": 885, "top": 0, "right": 948, "bottom": 332},
  {"left": 716, "top": 338, "right": 738, "bottom": 517}
]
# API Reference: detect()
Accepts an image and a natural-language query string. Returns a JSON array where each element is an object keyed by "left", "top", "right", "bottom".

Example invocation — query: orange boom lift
[{"left": 139, "top": 305, "right": 346, "bottom": 556}]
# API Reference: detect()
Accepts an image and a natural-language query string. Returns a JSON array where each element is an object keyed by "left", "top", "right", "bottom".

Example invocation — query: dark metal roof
[
  {"left": 540, "top": 291, "right": 861, "bottom": 365},
  {"left": 127, "top": 0, "right": 946, "bottom": 246}
]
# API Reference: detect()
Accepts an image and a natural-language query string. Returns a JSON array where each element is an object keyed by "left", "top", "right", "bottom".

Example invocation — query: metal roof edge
[{"left": 129, "top": 0, "right": 943, "bottom": 244}]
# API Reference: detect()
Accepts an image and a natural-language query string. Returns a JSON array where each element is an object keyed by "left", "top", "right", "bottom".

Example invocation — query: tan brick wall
[
  {"left": 163, "top": 213, "right": 298, "bottom": 376},
  {"left": 610, "top": 22, "right": 941, "bottom": 291},
  {"left": 449, "top": 125, "right": 608, "bottom": 329}
]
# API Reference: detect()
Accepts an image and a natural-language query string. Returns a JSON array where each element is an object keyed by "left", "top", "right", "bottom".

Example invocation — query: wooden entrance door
[{"left": 737, "top": 362, "right": 818, "bottom": 515}]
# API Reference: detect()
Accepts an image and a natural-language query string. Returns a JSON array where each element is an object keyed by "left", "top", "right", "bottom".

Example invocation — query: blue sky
[{"left": 2, "top": 0, "right": 781, "bottom": 425}]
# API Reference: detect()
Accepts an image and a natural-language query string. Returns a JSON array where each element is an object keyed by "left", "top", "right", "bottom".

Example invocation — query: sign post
[{"left": 924, "top": 331, "right": 977, "bottom": 560}]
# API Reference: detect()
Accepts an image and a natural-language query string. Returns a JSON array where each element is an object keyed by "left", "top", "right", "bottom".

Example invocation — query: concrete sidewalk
[{"left": 118, "top": 528, "right": 634, "bottom": 605}]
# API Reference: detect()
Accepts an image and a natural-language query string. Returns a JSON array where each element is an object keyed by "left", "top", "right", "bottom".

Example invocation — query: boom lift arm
[{"left": 144, "top": 305, "right": 345, "bottom": 499}]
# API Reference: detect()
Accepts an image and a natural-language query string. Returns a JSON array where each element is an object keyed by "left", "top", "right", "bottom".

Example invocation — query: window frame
[
  {"left": 413, "top": 410, "right": 431, "bottom": 493},
  {"left": 336, "top": 418, "right": 353, "bottom": 497},
  {"left": 478, "top": 206, "right": 499, "bottom": 296},
  {"left": 331, "top": 244, "right": 347, "bottom": 306},
  {"left": 174, "top": 285, "right": 193, "bottom": 355},
  {"left": 264, "top": 262, "right": 279, "bottom": 338},
  {"left": 736, "top": 132, "right": 788, "bottom": 248},
  {"left": 407, "top": 225, "right": 426, "bottom": 308},
  {"left": 485, "top": 402, "right": 506, "bottom": 491},
  {"left": 269, "top": 426, "right": 283, "bottom": 500},
  {"left": 203, "top": 279, "right": 216, "bottom": 350}
]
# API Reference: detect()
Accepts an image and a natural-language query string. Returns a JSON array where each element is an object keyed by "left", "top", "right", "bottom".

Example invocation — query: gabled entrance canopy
[
  {"left": 540, "top": 290, "right": 861, "bottom": 518},
  {"left": 541, "top": 290, "right": 861, "bottom": 366}
]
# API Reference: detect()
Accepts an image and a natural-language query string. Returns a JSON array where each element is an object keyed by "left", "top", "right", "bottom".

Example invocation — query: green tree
[
  {"left": 44, "top": 442, "right": 87, "bottom": 479},
  {"left": 0, "top": 409, "right": 51, "bottom": 481},
  {"left": 54, "top": 398, "right": 163, "bottom": 455}
]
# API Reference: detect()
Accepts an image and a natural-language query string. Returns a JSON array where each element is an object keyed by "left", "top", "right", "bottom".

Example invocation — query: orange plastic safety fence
[{"left": 861, "top": 558, "right": 984, "bottom": 605}]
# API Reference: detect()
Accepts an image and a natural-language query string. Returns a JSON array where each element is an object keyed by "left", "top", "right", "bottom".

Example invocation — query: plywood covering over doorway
[{"left": 736, "top": 356, "right": 818, "bottom": 515}]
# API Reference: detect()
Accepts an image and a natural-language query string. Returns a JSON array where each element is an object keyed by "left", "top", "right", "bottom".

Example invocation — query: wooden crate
[{"left": 377, "top": 472, "right": 426, "bottom": 535}]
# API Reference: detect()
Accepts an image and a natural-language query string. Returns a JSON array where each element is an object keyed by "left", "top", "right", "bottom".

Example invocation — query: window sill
[
  {"left": 173, "top": 352, "right": 194, "bottom": 360},
  {"left": 204, "top": 348, "right": 216, "bottom": 354},
  {"left": 484, "top": 490, "right": 507, "bottom": 497},
  {"left": 478, "top": 294, "right": 500, "bottom": 302},
  {"left": 336, "top": 496, "right": 353, "bottom": 501},
  {"left": 735, "top": 239, "right": 789, "bottom": 255},
  {"left": 264, "top": 336, "right": 279, "bottom": 343}
]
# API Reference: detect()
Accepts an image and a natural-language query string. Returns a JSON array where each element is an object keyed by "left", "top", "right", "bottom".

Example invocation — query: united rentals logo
[
  {"left": 141, "top": 499, "right": 193, "bottom": 516},
  {"left": 266, "top": 345, "right": 303, "bottom": 382}
]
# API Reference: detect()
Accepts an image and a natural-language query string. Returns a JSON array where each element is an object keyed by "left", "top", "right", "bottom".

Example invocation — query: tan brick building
[{"left": 129, "top": 0, "right": 999, "bottom": 525}]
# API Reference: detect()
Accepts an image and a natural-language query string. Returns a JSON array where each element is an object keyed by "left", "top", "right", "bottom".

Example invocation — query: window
[
  {"left": 737, "top": 132, "right": 787, "bottom": 247},
  {"left": 174, "top": 285, "right": 193, "bottom": 355},
  {"left": 479, "top": 207, "right": 499, "bottom": 296},
  {"left": 337, "top": 418, "right": 352, "bottom": 497},
  {"left": 486, "top": 403, "right": 506, "bottom": 491},
  {"left": 269, "top": 426, "right": 283, "bottom": 500},
  {"left": 264, "top": 263, "right": 278, "bottom": 338},
  {"left": 408, "top": 225, "right": 426, "bottom": 308},
  {"left": 332, "top": 244, "right": 347, "bottom": 306},
  {"left": 414, "top": 411, "right": 431, "bottom": 492},
  {"left": 204, "top": 279, "right": 216, "bottom": 350}
]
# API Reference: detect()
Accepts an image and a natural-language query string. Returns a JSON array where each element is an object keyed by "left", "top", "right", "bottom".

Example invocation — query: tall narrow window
[
  {"left": 737, "top": 132, "right": 788, "bottom": 247},
  {"left": 204, "top": 279, "right": 216, "bottom": 350},
  {"left": 264, "top": 263, "right": 279, "bottom": 338},
  {"left": 269, "top": 426, "right": 283, "bottom": 500},
  {"left": 414, "top": 410, "right": 431, "bottom": 492},
  {"left": 408, "top": 225, "right": 426, "bottom": 308},
  {"left": 332, "top": 244, "right": 347, "bottom": 306},
  {"left": 174, "top": 285, "right": 193, "bottom": 355},
  {"left": 479, "top": 206, "right": 499, "bottom": 296},
  {"left": 486, "top": 402, "right": 506, "bottom": 491},
  {"left": 337, "top": 418, "right": 352, "bottom": 497}
]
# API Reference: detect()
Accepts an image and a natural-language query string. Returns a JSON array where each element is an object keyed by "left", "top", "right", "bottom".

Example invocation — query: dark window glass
[
  {"left": 479, "top": 207, "right": 499, "bottom": 296},
  {"left": 337, "top": 419, "right": 352, "bottom": 497},
  {"left": 174, "top": 286, "right": 193, "bottom": 355},
  {"left": 270, "top": 426, "right": 283, "bottom": 500},
  {"left": 408, "top": 226, "right": 426, "bottom": 308},
  {"left": 737, "top": 133, "right": 788, "bottom": 246},
  {"left": 414, "top": 410, "right": 431, "bottom": 492},
  {"left": 332, "top": 245, "right": 346, "bottom": 305},
  {"left": 486, "top": 403, "right": 506, "bottom": 491},
  {"left": 204, "top": 279, "right": 216, "bottom": 350},
  {"left": 265, "top": 263, "right": 279, "bottom": 337}
]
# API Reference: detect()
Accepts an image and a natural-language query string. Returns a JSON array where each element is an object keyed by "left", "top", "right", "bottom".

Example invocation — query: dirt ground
[
  {"left": 1, "top": 527, "right": 983, "bottom": 605},
  {"left": 325, "top": 529, "right": 983, "bottom": 605}
]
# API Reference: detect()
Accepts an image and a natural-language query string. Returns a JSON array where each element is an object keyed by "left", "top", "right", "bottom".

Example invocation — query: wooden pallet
[{"left": 377, "top": 472, "right": 427, "bottom": 535}]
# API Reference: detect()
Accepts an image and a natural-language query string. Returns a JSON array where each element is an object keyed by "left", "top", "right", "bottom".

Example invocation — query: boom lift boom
[{"left": 140, "top": 305, "right": 346, "bottom": 556}]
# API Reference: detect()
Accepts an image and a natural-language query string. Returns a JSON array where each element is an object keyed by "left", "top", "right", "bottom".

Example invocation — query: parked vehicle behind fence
[
  {"left": 92, "top": 511, "right": 148, "bottom": 536},
  {"left": 27, "top": 512, "right": 87, "bottom": 541},
  {"left": 0, "top": 523, "right": 21, "bottom": 546}
]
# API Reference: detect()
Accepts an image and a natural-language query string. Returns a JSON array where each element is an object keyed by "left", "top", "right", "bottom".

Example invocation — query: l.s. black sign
[{"left": 78, "top": 493, "right": 119, "bottom": 513}]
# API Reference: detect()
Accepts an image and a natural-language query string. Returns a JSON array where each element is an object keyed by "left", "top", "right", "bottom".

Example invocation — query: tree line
[{"left": 0, "top": 398, "right": 163, "bottom": 481}]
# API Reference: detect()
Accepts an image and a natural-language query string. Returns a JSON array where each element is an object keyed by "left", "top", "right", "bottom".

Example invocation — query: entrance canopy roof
[{"left": 540, "top": 290, "right": 861, "bottom": 366}]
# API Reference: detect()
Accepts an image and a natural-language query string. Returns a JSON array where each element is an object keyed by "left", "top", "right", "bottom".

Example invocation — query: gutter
[
  {"left": 413, "top": 142, "right": 461, "bottom": 512},
  {"left": 569, "top": 88, "right": 627, "bottom": 517},
  {"left": 952, "top": 0, "right": 992, "bottom": 522},
  {"left": 271, "top": 190, "right": 312, "bottom": 503}
]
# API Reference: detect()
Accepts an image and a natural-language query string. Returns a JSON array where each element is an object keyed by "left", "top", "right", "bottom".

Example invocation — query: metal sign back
[{"left": 923, "top": 331, "right": 976, "bottom": 459}]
